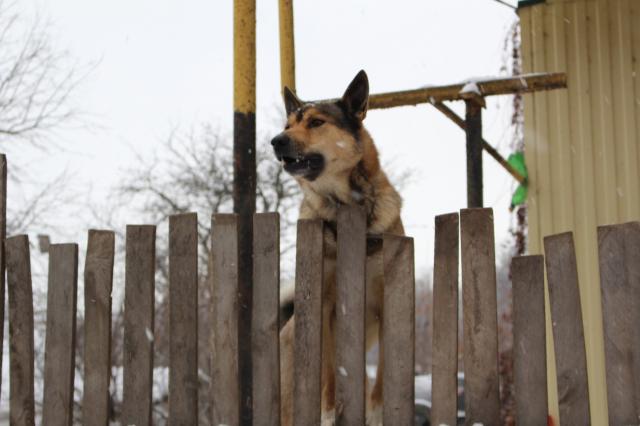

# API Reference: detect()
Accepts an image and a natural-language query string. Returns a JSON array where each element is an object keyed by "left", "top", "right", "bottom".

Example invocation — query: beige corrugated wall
[{"left": 520, "top": 0, "right": 640, "bottom": 424}]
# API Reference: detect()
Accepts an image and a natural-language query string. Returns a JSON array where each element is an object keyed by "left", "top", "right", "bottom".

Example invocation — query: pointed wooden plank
[
  {"left": 42, "top": 244, "right": 79, "bottom": 426},
  {"left": 83, "top": 230, "right": 115, "bottom": 424},
  {"left": 460, "top": 208, "right": 500, "bottom": 425},
  {"left": 598, "top": 222, "right": 640, "bottom": 425},
  {"left": 169, "top": 213, "right": 199, "bottom": 423},
  {"left": 0, "top": 155, "right": 6, "bottom": 401},
  {"left": 383, "top": 234, "right": 415, "bottom": 426},
  {"left": 211, "top": 214, "right": 240, "bottom": 425},
  {"left": 544, "top": 232, "right": 590, "bottom": 425},
  {"left": 512, "top": 255, "right": 548, "bottom": 425},
  {"left": 335, "top": 205, "right": 367, "bottom": 425},
  {"left": 293, "top": 219, "right": 324, "bottom": 426},
  {"left": 122, "top": 225, "right": 156, "bottom": 426},
  {"left": 431, "top": 213, "right": 459, "bottom": 426},
  {"left": 252, "top": 213, "right": 280, "bottom": 426},
  {"left": 6, "top": 235, "right": 35, "bottom": 426}
]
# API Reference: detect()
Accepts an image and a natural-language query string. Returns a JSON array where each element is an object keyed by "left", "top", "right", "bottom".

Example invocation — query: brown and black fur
[{"left": 272, "top": 70, "right": 403, "bottom": 426}]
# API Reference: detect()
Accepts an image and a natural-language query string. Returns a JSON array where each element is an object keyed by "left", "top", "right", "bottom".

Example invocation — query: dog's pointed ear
[
  {"left": 342, "top": 70, "right": 369, "bottom": 120},
  {"left": 283, "top": 86, "right": 304, "bottom": 116}
]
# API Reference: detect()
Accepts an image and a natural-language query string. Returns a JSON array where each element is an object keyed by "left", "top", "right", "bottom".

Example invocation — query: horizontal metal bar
[{"left": 313, "top": 72, "right": 566, "bottom": 109}]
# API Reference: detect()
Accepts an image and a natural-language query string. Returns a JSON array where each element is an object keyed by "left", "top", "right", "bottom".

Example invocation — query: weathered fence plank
[
  {"left": 383, "top": 234, "right": 415, "bottom": 426},
  {"left": 122, "top": 225, "right": 156, "bottom": 426},
  {"left": 460, "top": 208, "right": 500, "bottom": 425},
  {"left": 0, "top": 154, "right": 6, "bottom": 401},
  {"left": 83, "top": 230, "right": 115, "bottom": 424},
  {"left": 293, "top": 219, "right": 324, "bottom": 426},
  {"left": 169, "top": 213, "right": 199, "bottom": 424},
  {"left": 335, "top": 205, "right": 367, "bottom": 425},
  {"left": 544, "top": 232, "right": 590, "bottom": 425},
  {"left": 512, "top": 255, "right": 548, "bottom": 425},
  {"left": 6, "top": 235, "right": 35, "bottom": 426},
  {"left": 252, "top": 213, "right": 280, "bottom": 426},
  {"left": 211, "top": 214, "right": 240, "bottom": 425},
  {"left": 431, "top": 213, "right": 459, "bottom": 426},
  {"left": 42, "top": 244, "right": 79, "bottom": 426},
  {"left": 597, "top": 222, "right": 640, "bottom": 425}
]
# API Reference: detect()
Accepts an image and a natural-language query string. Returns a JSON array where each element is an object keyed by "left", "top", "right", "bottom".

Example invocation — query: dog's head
[{"left": 271, "top": 70, "right": 370, "bottom": 181}]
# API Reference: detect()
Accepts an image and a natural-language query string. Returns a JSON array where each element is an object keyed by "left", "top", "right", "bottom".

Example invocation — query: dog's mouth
[{"left": 279, "top": 153, "right": 324, "bottom": 180}]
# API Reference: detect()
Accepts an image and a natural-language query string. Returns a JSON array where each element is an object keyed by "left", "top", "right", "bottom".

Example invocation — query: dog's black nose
[{"left": 271, "top": 134, "right": 290, "bottom": 149}]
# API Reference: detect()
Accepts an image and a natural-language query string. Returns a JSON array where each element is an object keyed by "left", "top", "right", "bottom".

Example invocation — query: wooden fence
[{"left": 2, "top": 187, "right": 640, "bottom": 423}]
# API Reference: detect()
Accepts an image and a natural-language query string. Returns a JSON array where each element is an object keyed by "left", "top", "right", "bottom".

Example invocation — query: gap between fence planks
[
  {"left": 169, "top": 213, "right": 199, "bottom": 424},
  {"left": 544, "top": 232, "right": 591, "bottom": 425},
  {"left": 6, "top": 235, "right": 35, "bottom": 426},
  {"left": 383, "top": 233, "right": 415, "bottom": 426},
  {"left": 0, "top": 154, "right": 6, "bottom": 401},
  {"left": 293, "top": 219, "right": 324, "bottom": 425},
  {"left": 122, "top": 225, "right": 156, "bottom": 426},
  {"left": 460, "top": 208, "right": 500, "bottom": 425},
  {"left": 83, "top": 230, "right": 115, "bottom": 424},
  {"left": 512, "top": 255, "right": 548, "bottom": 425},
  {"left": 431, "top": 213, "right": 459, "bottom": 426},
  {"left": 252, "top": 213, "right": 280, "bottom": 426},
  {"left": 335, "top": 205, "right": 367, "bottom": 425},
  {"left": 597, "top": 222, "right": 640, "bottom": 425},
  {"left": 42, "top": 244, "right": 79, "bottom": 426},
  {"left": 211, "top": 214, "right": 240, "bottom": 425}
]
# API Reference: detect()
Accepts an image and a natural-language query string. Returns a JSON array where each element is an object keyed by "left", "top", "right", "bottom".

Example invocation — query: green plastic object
[{"left": 508, "top": 152, "right": 529, "bottom": 208}]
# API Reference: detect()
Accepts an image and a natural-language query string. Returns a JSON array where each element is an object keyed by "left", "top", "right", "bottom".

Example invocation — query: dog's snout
[{"left": 271, "top": 134, "right": 291, "bottom": 149}]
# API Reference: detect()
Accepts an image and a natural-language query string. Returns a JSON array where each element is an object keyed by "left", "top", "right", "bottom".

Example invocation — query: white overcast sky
[{"left": 15, "top": 0, "right": 522, "bottom": 278}]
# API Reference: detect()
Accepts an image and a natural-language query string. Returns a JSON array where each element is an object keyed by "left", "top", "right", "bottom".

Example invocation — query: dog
[{"left": 272, "top": 70, "right": 404, "bottom": 426}]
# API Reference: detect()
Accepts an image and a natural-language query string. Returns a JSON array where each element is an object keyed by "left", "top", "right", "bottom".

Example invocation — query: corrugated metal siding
[{"left": 520, "top": 0, "right": 640, "bottom": 424}]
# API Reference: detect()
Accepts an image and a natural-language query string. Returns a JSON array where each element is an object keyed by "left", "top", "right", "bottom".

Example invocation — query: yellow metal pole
[
  {"left": 234, "top": 0, "right": 255, "bottom": 424},
  {"left": 278, "top": 0, "right": 296, "bottom": 93}
]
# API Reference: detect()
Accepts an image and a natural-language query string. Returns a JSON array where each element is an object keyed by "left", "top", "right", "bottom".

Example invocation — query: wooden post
[
  {"left": 42, "top": 244, "right": 79, "bottom": 426},
  {"left": 122, "top": 225, "right": 156, "bottom": 426},
  {"left": 544, "top": 233, "right": 590, "bottom": 425},
  {"left": 6, "top": 235, "right": 35, "bottom": 426},
  {"left": 293, "top": 220, "right": 324, "bottom": 425},
  {"left": 0, "top": 155, "right": 6, "bottom": 401},
  {"left": 83, "top": 230, "right": 115, "bottom": 424},
  {"left": 211, "top": 214, "right": 240, "bottom": 425},
  {"left": 597, "top": 223, "right": 640, "bottom": 424},
  {"left": 252, "top": 213, "right": 280, "bottom": 426},
  {"left": 465, "top": 100, "right": 484, "bottom": 208},
  {"left": 335, "top": 205, "right": 367, "bottom": 425},
  {"left": 460, "top": 208, "right": 500, "bottom": 425},
  {"left": 431, "top": 213, "right": 459, "bottom": 426},
  {"left": 169, "top": 213, "right": 199, "bottom": 424},
  {"left": 512, "top": 255, "right": 548, "bottom": 425},
  {"left": 382, "top": 234, "right": 415, "bottom": 426}
]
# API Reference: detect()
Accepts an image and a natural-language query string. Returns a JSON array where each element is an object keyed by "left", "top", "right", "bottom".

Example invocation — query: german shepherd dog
[{"left": 272, "top": 70, "right": 404, "bottom": 425}]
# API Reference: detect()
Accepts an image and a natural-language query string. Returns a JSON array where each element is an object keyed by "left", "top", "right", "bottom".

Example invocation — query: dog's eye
[{"left": 308, "top": 118, "right": 325, "bottom": 128}]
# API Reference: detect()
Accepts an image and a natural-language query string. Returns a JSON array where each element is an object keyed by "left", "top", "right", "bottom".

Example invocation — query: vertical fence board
[
  {"left": 43, "top": 244, "right": 79, "bottom": 426},
  {"left": 383, "top": 234, "right": 415, "bottom": 426},
  {"left": 460, "top": 208, "right": 500, "bottom": 425},
  {"left": 122, "top": 225, "right": 156, "bottom": 426},
  {"left": 598, "top": 222, "right": 640, "bottom": 424},
  {"left": 6, "top": 235, "right": 34, "bottom": 426},
  {"left": 293, "top": 219, "right": 324, "bottom": 426},
  {"left": 544, "top": 232, "right": 590, "bottom": 425},
  {"left": 512, "top": 255, "right": 548, "bottom": 425},
  {"left": 83, "top": 230, "right": 115, "bottom": 424},
  {"left": 169, "top": 213, "right": 199, "bottom": 424},
  {"left": 431, "top": 213, "right": 459, "bottom": 426},
  {"left": 0, "top": 154, "right": 6, "bottom": 401},
  {"left": 335, "top": 205, "right": 367, "bottom": 425},
  {"left": 211, "top": 214, "right": 240, "bottom": 425},
  {"left": 252, "top": 213, "right": 280, "bottom": 426}
]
